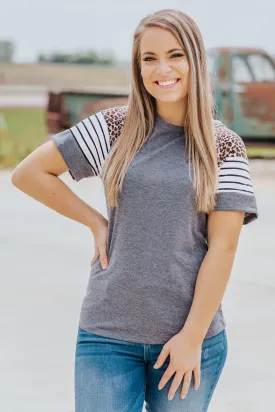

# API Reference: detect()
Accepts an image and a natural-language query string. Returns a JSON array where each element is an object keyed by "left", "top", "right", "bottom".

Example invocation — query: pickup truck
[
  {"left": 207, "top": 47, "right": 275, "bottom": 141},
  {"left": 46, "top": 47, "right": 275, "bottom": 142}
]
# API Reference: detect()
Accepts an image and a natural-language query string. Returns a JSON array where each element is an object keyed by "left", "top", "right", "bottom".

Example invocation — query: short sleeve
[
  {"left": 214, "top": 121, "right": 259, "bottom": 225},
  {"left": 51, "top": 106, "right": 128, "bottom": 181}
]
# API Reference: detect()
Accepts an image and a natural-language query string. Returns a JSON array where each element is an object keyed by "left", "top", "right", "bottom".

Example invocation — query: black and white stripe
[
  {"left": 70, "top": 112, "right": 110, "bottom": 176},
  {"left": 217, "top": 156, "right": 254, "bottom": 195}
]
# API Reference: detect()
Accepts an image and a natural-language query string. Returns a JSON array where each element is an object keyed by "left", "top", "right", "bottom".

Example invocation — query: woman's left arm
[
  {"left": 154, "top": 209, "right": 247, "bottom": 400},
  {"left": 154, "top": 125, "right": 259, "bottom": 400},
  {"left": 179, "top": 209, "right": 245, "bottom": 344}
]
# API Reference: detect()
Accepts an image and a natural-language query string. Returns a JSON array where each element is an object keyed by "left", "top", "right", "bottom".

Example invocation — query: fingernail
[{"left": 153, "top": 364, "right": 158, "bottom": 369}]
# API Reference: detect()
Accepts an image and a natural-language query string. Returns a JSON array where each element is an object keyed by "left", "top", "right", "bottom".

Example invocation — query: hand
[
  {"left": 154, "top": 332, "right": 202, "bottom": 401},
  {"left": 90, "top": 215, "right": 109, "bottom": 270}
]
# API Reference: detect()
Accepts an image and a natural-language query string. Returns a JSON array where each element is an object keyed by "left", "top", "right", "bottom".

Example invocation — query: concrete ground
[{"left": 1, "top": 160, "right": 274, "bottom": 412}]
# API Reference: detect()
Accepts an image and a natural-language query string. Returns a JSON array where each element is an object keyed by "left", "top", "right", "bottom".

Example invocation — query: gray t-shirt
[{"left": 52, "top": 106, "right": 258, "bottom": 344}]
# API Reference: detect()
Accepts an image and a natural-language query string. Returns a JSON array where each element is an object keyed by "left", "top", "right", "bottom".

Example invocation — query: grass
[
  {"left": 246, "top": 146, "right": 275, "bottom": 159},
  {"left": 0, "top": 107, "right": 275, "bottom": 168},
  {"left": 0, "top": 107, "right": 46, "bottom": 168}
]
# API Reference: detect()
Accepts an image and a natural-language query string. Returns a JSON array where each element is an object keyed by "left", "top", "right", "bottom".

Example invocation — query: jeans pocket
[{"left": 201, "top": 330, "right": 227, "bottom": 369}]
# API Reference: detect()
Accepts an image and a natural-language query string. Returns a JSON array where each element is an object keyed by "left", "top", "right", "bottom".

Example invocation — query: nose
[{"left": 155, "top": 59, "right": 172, "bottom": 75}]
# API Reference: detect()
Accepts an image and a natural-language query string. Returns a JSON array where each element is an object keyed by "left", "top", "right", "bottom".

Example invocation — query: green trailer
[{"left": 46, "top": 86, "right": 129, "bottom": 135}]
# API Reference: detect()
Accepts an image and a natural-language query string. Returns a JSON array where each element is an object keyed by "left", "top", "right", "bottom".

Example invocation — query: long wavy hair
[{"left": 100, "top": 9, "right": 218, "bottom": 213}]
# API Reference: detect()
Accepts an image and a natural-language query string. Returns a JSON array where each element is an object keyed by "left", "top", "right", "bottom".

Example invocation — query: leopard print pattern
[
  {"left": 213, "top": 121, "right": 247, "bottom": 167},
  {"left": 101, "top": 107, "right": 247, "bottom": 167},
  {"left": 101, "top": 106, "right": 128, "bottom": 147}
]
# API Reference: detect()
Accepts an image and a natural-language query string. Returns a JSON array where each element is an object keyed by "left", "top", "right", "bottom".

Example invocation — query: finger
[
  {"left": 99, "top": 248, "right": 108, "bottom": 269},
  {"left": 167, "top": 371, "right": 184, "bottom": 400},
  {"left": 90, "top": 244, "right": 100, "bottom": 266},
  {"left": 180, "top": 370, "right": 192, "bottom": 399},
  {"left": 90, "top": 255, "right": 99, "bottom": 267},
  {"left": 154, "top": 345, "right": 170, "bottom": 369},
  {"left": 193, "top": 365, "right": 201, "bottom": 390},
  {"left": 158, "top": 364, "right": 175, "bottom": 390}
]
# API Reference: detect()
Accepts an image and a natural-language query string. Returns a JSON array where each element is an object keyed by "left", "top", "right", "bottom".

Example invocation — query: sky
[{"left": 2, "top": 0, "right": 275, "bottom": 63}]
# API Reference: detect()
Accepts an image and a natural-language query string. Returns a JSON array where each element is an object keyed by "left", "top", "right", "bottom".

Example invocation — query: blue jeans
[{"left": 75, "top": 327, "right": 228, "bottom": 412}]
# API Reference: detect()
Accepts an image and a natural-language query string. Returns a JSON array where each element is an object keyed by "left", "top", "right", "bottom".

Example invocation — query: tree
[
  {"left": 36, "top": 49, "right": 114, "bottom": 65},
  {"left": 0, "top": 39, "right": 15, "bottom": 63}
]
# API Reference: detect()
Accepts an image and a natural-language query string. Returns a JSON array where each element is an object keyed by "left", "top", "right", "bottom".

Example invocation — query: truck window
[
  {"left": 246, "top": 54, "right": 275, "bottom": 82},
  {"left": 232, "top": 55, "right": 253, "bottom": 83}
]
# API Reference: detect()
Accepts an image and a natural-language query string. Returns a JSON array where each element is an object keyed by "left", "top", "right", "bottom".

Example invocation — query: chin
[{"left": 155, "top": 95, "right": 183, "bottom": 103}]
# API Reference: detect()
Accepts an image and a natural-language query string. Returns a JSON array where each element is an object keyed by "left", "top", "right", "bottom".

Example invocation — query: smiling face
[{"left": 139, "top": 27, "right": 190, "bottom": 107}]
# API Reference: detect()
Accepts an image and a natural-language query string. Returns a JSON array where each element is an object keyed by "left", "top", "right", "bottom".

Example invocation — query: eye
[
  {"left": 143, "top": 57, "right": 155, "bottom": 61},
  {"left": 142, "top": 53, "right": 184, "bottom": 62}
]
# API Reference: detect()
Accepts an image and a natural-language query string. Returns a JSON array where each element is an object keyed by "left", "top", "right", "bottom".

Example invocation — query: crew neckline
[{"left": 155, "top": 114, "right": 185, "bottom": 132}]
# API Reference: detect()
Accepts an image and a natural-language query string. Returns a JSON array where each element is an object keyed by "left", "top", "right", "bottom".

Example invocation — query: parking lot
[{"left": 1, "top": 161, "right": 274, "bottom": 412}]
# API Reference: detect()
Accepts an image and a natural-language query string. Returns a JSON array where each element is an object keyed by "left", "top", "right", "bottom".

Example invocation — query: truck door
[{"left": 231, "top": 52, "right": 275, "bottom": 139}]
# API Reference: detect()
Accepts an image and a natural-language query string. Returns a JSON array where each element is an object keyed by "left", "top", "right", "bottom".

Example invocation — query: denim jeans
[{"left": 75, "top": 327, "right": 228, "bottom": 412}]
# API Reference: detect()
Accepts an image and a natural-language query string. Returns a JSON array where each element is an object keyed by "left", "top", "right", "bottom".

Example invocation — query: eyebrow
[{"left": 142, "top": 48, "right": 184, "bottom": 57}]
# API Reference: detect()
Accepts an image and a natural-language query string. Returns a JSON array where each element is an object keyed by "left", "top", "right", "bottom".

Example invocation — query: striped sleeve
[
  {"left": 51, "top": 111, "right": 110, "bottom": 180},
  {"left": 214, "top": 122, "right": 259, "bottom": 225},
  {"left": 52, "top": 106, "right": 128, "bottom": 180}
]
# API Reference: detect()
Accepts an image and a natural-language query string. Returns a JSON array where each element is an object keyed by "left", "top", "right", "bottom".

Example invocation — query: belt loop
[{"left": 144, "top": 343, "right": 150, "bottom": 362}]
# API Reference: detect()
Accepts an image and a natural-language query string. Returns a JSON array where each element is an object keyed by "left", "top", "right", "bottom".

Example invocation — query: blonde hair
[{"left": 101, "top": 8, "right": 218, "bottom": 213}]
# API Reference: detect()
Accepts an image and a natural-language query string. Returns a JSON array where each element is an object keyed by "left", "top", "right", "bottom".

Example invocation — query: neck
[{"left": 156, "top": 99, "right": 187, "bottom": 127}]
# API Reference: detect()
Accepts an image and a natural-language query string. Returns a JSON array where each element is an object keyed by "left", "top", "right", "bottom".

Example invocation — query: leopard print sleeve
[
  {"left": 51, "top": 105, "right": 128, "bottom": 181},
  {"left": 213, "top": 121, "right": 259, "bottom": 225},
  {"left": 214, "top": 121, "right": 248, "bottom": 167},
  {"left": 101, "top": 106, "right": 128, "bottom": 148}
]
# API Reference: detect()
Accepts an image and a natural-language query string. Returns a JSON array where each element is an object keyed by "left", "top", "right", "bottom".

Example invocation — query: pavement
[
  {"left": 1, "top": 160, "right": 274, "bottom": 412},
  {"left": 0, "top": 85, "right": 48, "bottom": 108}
]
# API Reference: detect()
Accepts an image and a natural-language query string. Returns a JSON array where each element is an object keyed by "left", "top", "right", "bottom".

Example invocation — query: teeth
[{"left": 158, "top": 79, "right": 178, "bottom": 86}]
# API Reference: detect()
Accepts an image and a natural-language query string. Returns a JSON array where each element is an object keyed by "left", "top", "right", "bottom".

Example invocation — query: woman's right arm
[
  {"left": 11, "top": 107, "right": 118, "bottom": 268},
  {"left": 11, "top": 140, "right": 103, "bottom": 232}
]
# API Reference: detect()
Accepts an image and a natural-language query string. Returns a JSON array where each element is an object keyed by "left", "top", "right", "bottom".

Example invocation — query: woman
[{"left": 12, "top": 8, "right": 258, "bottom": 412}]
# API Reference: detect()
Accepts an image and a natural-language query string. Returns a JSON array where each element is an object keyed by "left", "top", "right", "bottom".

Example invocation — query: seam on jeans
[
  {"left": 143, "top": 355, "right": 146, "bottom": 412},
  {"left": 202, "top": 337, "right": 227, "bottom": 411}
]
